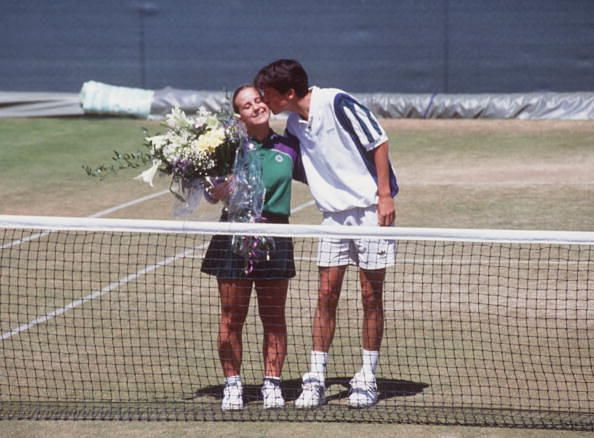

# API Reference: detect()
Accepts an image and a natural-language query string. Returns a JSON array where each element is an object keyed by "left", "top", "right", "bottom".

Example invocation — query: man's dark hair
[{"left": 254, "top": 59, "right": 309, "bottom": 98}]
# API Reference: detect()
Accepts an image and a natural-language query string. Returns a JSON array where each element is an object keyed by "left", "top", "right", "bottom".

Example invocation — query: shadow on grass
[{"left": 188, "top": 377, "right": 428, "bottom": 404}]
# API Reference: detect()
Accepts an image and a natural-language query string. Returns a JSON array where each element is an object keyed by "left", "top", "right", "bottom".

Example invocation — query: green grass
[
  {"left": 1, "top": 118, "right": 154, "bottom": 180},
  {"left": 2, "top": 118, "right": 593, "bottom": 230},
  {"left": 388, "top": 120, "right": 594, "bottom": 231},
  {"left": 0, "top": 118, "right": 163, "bottom": 216},
  {"left": 1, "top": 117, "right": 593, "bottom": 438}
]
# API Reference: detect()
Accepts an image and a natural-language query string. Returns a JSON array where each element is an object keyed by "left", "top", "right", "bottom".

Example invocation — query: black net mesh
[{"left": 1, "top": 222, "right": 593, "bottom": 430}]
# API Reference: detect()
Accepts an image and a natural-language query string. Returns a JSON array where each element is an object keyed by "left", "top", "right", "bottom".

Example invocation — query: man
[{"left": 254, "top": 59, "right": 399, "bottom": 408}]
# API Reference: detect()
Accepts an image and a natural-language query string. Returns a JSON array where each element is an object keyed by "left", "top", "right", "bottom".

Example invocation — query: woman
[{"left": 201, "top": 85, "right": 304, "bottom": 411}]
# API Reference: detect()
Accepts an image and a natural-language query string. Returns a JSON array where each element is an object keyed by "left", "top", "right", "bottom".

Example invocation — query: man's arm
[{"left": 372, "top": 141, "right": 396, "bottom": 226}]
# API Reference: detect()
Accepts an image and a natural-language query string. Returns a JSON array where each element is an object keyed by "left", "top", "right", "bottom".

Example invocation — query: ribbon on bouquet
[{"left": 227, "top": 138, "right": 275, "bottom": 274}]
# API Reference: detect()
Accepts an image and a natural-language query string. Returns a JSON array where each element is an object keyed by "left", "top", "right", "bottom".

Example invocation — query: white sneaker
[
  {"left": 295, "top": 372, "right": 325, "bottom": 409},
  {"left": 261, "top": 379, "right": 285, "bottom": 409},
  {"left": 221, "top": 380, "right": 243, "bottom": 411},
  {"left": 348, "top": 371, "right": 378, "bottom": 408}
]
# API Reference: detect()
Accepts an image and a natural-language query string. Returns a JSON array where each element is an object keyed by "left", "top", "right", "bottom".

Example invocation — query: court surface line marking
[
  {"left": 88, "top": 190, "right": 170, "bottom": 218},
  {"left": 1, "top": 197, "right": 316, "bottom": 340},
  {"left": 1, "top": 246, "right": 197, "bottom": 341},
  {"left": 2, "top": 190, "right": 169, "bottom": 250},
  {"left": 3, "top": 191, "right": 316, "bottom": 249}
]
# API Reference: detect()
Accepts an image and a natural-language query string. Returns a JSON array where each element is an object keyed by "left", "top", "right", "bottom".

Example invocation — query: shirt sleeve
[
  {"left": 333, "top": 92, "right": 388, "bottom": 151},
  {"left": 283, "top": 128, "right": 308, "bottom": 185}
]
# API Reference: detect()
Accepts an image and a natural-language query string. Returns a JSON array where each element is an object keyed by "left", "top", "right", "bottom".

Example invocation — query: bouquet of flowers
[
  {"left": 84, "top": 105, "right": 242, "bottom": 213},
  {"left": 83, "top": 104, "right": 276, "bottom": 273},
  {"left": 136, "top": 106, "right": 242, "bottom": 211}
]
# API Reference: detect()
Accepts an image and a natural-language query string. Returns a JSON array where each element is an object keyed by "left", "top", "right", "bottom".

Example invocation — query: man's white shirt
[{"left": 286, "top": 86, "right": 398, "bottom": 213}]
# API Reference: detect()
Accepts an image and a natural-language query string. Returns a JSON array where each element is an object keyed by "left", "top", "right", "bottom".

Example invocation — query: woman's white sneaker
[
  {"left": 261, "top": 379, "right": 285, "bottom": 409},
  {"left": 221, "top": 380, "right": 244, "bottom": 411}
]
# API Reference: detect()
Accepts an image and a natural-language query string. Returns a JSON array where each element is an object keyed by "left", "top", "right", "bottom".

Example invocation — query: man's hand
[
  {"left": 377, "top": 195, "right": 395, "bottom": 226},
  {"left": 371, "top": 141, "right": 396, "bottom": 226}
]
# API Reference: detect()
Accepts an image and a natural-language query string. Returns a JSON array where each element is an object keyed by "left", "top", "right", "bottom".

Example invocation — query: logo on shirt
[{"left": 275, "top": 155, "right": 284, "bottom": 163}]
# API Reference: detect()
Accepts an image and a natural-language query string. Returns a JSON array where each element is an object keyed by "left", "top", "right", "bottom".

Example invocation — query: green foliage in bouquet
[
  {"left": 82, "top": 142, "right": 152, "bottom": 179},
  {"left": 83, "top": 106, "right": 242, "bottom": 188}
]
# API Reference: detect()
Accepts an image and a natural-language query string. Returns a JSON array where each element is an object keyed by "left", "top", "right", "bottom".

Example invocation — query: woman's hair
[
  {"left": 231, "top": 84, "right": 255, "bottom": 113},
  {"left": 253, "top": 59, "right": 309, "bottom": 98}
]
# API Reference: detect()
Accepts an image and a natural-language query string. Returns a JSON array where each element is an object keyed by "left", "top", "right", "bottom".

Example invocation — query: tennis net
[{"left": 1, "top": 215, "right": 593, "bottom": 429}]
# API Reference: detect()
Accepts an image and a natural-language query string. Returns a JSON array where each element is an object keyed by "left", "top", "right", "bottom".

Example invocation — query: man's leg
[
  {"left": 348, "top": 268, "right": 385, "bottom": 408},
  {"left": 359, "top": 268, "right": 386, "bottom": 353},
  {"left": 312, "top": 265, "right": 347, "bottom": 352},
  {"left": 296, "top": 265, "right": 347, "bottom": 408}
]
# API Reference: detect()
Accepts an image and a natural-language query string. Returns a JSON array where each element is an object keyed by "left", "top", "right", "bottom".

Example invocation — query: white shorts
[{"left": 317, "top": 206, "right": 396, "bottom": 270}]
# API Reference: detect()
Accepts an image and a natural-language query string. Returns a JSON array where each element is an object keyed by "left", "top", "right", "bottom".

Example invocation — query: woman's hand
[{"left": 205, "top": 176, "right": 234, "bottom": 203}]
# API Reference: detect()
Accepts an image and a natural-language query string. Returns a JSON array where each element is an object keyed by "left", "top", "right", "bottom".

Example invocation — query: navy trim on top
[
  {"left": 334, "top": 93, "right": 399, "bottom": 197},
  {"left": 335, "top": 93, "right": 383, "bottom": 143},
  {"left": 266, "top": 129, "right": 308, "bottom": 185}
]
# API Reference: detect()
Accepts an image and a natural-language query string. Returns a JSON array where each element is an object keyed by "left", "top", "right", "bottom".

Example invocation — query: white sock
[
  {"left": 264, "top": 376, "right": 281, "bottom": 384},
  {"left": 361, "top": 349, "right": 379, "bottom": 375},
  {"left": 310, "top": 351, "right": 328, "bottom": 378},
  {"left": 225, "top": 375, "right": 241, "bottom": 386}
]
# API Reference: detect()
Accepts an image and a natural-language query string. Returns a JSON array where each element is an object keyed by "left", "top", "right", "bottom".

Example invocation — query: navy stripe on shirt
[
  {"left": 334, "top": 93, "right": 399, "bottom": 197},
  {"left": 335, "top": 93, "right": 383, "bottom": 144}
]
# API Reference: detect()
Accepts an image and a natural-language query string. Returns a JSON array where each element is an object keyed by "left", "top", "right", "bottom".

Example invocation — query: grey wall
[{"left": 2, "top": 0, "right": 593, "bottom": 93}]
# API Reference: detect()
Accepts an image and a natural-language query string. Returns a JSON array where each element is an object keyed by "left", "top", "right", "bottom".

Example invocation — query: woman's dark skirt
[{"left": 201, "top": 211, "right": 296, "bottom": 280}]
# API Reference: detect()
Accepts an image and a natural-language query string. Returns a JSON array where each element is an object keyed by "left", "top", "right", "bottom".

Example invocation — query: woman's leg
[
  {"left": 254, "top": 279, "right": 289, "bottom": 377},
  {"left": 218, "top": 279, "right": 253, "bottom": 377}
]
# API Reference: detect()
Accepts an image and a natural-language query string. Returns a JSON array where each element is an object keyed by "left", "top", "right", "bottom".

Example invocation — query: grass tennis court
[
  {"left": 2, "top": 118, "right": 593, "bottom": 230},
  {"left": 1, "top": 118, "right": 594, "bottom": 437}
]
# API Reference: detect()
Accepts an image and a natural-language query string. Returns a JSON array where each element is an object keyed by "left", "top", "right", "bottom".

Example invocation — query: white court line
[
  {"left": 187, "top": 252, "right": 592, "bottom": 267},
  {"left": 2, "top": 196, "right": 318, "bottom": 340},
  {"left": 408, "top": 182, "right": 594, "bottom": 187},
  {"left": 291, "top": 199, "right": 316, "bottom": 213},
  {"left": 88, "top": 190, "right": 169, "bottom": 218},
  {"left": 1, "top": 246, "right": 199, "bottom": 341},
  {"left": 292, "top": 256, "right": 591, "bottom": 266},
  {"left": 1, "top": 230, "right": 50, "bottom": 250},
  {"left": 2, "top": 190, "right": 170, "bottom": 251}
]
